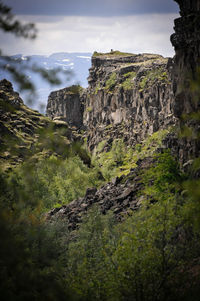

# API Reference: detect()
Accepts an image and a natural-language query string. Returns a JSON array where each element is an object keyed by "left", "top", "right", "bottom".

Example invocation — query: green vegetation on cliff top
[
  {"left": 121, "top": 71, "right": 136, "bottom": 91},
  {"left": 66, "top": 85, "right": 83, "bottom": 94},
  {"left": 93, "top": 50, "right": 135, "bottom": 57}
]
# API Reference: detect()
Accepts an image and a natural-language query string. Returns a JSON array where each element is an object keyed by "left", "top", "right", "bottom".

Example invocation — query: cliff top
[
  {"left": 49, "top": 85, "right": 84, "bottom": 98},
  {"left": 93, "top": 50, "right": 135, "bottom": 58},
  {"left": 92, "top": 50, "right": 164, "bottom": 61},
  {"left": 91, "top": 51, "right": 167, "bottom": 69}
]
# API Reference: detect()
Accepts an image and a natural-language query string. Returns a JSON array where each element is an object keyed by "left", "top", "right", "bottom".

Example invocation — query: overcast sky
[{"left": 2, "top": 0, "right": 179, "bottom": 57}]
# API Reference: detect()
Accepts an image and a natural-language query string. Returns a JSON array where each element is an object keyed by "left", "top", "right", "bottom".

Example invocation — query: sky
[{"left": 2, "top": 0, "right": 180, "bottom": 57}]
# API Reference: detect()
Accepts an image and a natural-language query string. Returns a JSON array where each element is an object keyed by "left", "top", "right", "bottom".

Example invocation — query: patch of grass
[
  {"left": 93, "top": 50, "right": 134, "bottom": 57},
  {"left": 105, "top": 72, "right": 117, "bottom": 91},
  {"left": 139, "top": 68, "right": 169, "bottom": 92},
  {"left": 105, "top": 124, "right": 113, "bottom": 129},
  {"left": 86, "top": 106, "right": 93, "bottom": 113},
  {"left": 121, "top": 71, "right": 136, "bottom": 91},
  {"left": 94, "top": 82, "right": 101, "bottom": 94},
  {"left": 67, "top": 85, "right": 83, "bottom": 94},
  {"left": 96, "top": 140, "right": 107, "bottom": 152}
]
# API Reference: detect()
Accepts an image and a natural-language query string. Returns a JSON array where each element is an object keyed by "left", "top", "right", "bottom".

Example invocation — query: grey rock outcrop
[
  {"left": 171, "top": 0, "right": 200, "bottom": 117},
  {"left": 84, "top": 53, "right": 176, "bottom": 151},
  {"left": 170, "top": 0, "right": 200, "bottom": 162},
  {"left": 46, "top": 53, "right": 177, "bottom": 151},
  {"left": 46, "top": 85, "right": 84, "bottom": 128}
]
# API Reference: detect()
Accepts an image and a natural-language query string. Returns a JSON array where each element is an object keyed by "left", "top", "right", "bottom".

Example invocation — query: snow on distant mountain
[{"left": 0, "top": 52, "right": 92, "bottom": 113}]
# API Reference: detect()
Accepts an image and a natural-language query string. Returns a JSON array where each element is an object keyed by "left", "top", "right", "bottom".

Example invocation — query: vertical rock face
[
  {"left": 46, "top": 86, "right": 84, "bottom": 128},
  {"left": 171, "top": 0, "right": 200, "bottom": 117},
  {"left": 170, "top": 0, "right": 200, "bottom": 162},
  {"left": 46, "top": 52, "right": 177, "bottom": 151},
  {"left": 84, "top": 53, "right": 176, "bottom": 150}
]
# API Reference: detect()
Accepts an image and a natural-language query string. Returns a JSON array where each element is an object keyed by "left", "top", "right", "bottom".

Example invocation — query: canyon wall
[
  {"left": 169, "top": 0, "right": 200, "bottom": 162},
  {"left": 46, "top": 0, "right": 200, "bottom": 162},
  {"left": 171, "top": 0, "right": 200, "bottom": 117},
  {"left": 46, "top": 0, "right": 200, "bottom": 227},
  {"left": 46, "top": 52, "right": 176, "bottom": 151},
  {"left": 84, "top": 53, "right": 176, "bottom": 151}
]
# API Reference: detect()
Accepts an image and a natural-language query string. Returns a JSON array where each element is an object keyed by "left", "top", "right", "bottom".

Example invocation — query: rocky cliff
[
  {"left": 45, "top": 52, "right": 179, "bottom": 229},
  {"left": 44, "top": 0, "right": 200, "bottom": 229},
  {"left": 46, "top": 52, "right": 177, "bottom": 152},
  {"left": 84, "top": 52, "right": 176, "bottom": 151},
  {"left": 171, "top": 0, "right": 200, "bottom": 117},
  {"left": 170, "top": 0, "right": 200, "bottom": 162},
  {"left": 46, "top": 85, "right": 85, "bottom": 128},
  {"left": 46, "top": 0, "right": 200, "bottom": 164}
]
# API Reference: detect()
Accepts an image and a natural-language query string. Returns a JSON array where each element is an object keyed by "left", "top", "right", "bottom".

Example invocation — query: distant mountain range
[{"left": 0, "top": 52, "right": 92, "bottom": 112}]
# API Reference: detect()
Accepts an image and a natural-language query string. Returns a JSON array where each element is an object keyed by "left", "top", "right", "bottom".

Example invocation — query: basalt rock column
[
  {"left": 170, "top": 0, "right": 200, "bottom": 162},
  {"left": 84, "top": 52, "right": 176, "bottom": 151},
  {"left": 171, "top": 0, "right": 200, "bottom": 116},
  {"left": 46, "top": 85, "right": 85, "bottom": 128}
]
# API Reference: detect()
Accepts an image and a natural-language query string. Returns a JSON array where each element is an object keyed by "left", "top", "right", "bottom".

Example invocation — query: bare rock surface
[
  {"left": 170, "top": 0, "right": 200, "bottom": 163},
  {"left": 46, "top": 85, "right": 85, "bottom": 128}
]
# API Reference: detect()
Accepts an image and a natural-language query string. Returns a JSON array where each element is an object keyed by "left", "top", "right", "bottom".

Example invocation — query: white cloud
[
  {"left": 77, "top": 56, "right": 91, "bottom": 59},
  {"left": 1, "top": 13, "right": 178, "bottom": 57}
]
